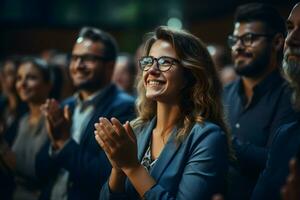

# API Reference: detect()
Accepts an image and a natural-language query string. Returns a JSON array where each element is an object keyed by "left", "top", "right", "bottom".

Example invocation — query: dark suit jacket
[
  {"left": 100, "top": 117, "right": 229, "bottom": 200},
  {"left": 251, "top": 119, "right": 300, "bottom": 200},
  {"left": 36, "top": 84, "right": 136, "bottom": 200}
]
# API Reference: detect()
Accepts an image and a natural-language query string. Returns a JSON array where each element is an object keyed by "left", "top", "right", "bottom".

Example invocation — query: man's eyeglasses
[
  {"left": 139, "top": 56, "right": 180, "bottom": 72},
  {"left": 70, "top": 54, "right": 106, "bottom": 64},
  {"left": 227, "top": 33, "right": 274, "bottom": 48}
]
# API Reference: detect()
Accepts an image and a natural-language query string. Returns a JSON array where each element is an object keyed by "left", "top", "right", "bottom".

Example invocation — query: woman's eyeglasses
[{"left": 139, "top": 56, "right": 180, "bottom": 72}]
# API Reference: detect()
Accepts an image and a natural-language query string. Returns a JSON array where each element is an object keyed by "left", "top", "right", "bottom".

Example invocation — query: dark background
[{"left": 0, "top": 0, "right": 298, "bottom": 58}]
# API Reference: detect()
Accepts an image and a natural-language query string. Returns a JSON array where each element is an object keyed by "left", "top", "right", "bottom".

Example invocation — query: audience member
[
  {"left": 113, "top": 53, "right": 137, "bottom": 96},
  {"left": 0, "top": 57, "right": 28, "bottom": 146},
  {"left": 95, "top": 26, "right": 230, "bottom": 200},
  {"left": 223, "top": 3, "right": 298, "bottom": 199},
  {"left": 36, "top": 27, "right": 135, "bottom": 200},
  {"left": 1, "top": 57, "right": 53, "bottom": 200},
  {"left": 0, "top": 56, "right": 27, "bottom": 200},
  {"left": 252, "top": 3, "right": 300, "bottom": 199}
]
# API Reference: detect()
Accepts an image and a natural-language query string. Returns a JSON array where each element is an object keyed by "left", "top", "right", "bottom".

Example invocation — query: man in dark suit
[
  {"left": 36, "top": 27, "right": 135, "bottom": 200},
  {"left": 252, "top": 3, "right": 300, "bottom": 200}
]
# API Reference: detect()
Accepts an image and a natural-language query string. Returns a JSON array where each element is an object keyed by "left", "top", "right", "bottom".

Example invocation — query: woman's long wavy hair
[{"left": 133, "top": 26, "right": 231, "bottom": 148}]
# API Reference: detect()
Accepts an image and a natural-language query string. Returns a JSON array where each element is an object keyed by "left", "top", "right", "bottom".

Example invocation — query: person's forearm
[
  {"left": 109, "top": 168, "right": 127, "bottom": 193},
  {"left": 122, "top": 164, "right": 156, "bottom": 198}
]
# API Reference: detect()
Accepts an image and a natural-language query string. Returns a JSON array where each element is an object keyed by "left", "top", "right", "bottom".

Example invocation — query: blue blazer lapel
[{"left": 150, "top": 127, "right": 181, "bottom": 181}]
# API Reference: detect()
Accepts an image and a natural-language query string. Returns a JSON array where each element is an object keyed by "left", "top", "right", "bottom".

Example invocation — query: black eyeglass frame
[
  {"left": 227, "top": 32, "right": 274, "bottom": 48},
  {"left": 138, "top": 56, "right": 181, "bottom": 72}
]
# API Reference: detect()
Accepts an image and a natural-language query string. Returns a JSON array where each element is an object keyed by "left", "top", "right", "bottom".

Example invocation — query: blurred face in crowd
[
  {"left": 16, "top": 62, "right": 51, "bottom": 104},
  {"left": 230, "top": 21, "right": 274, "bottom": 78},
  {"left": 283, "top": 3, "right": 300, "bottom": 87},
  {"left": 113, "top": 57, "right": 134, "bottom": 93},
  {"left": 69, "top": 38, "right": 110, "bottom": 92},
  {"left": 142, "top": 39, "right": 186, "bottom": 104},
  {"left": 1, "top": 61, "right": 18, "bottom": 95}
]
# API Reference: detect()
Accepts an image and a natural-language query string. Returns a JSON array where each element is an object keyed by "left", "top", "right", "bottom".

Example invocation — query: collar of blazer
[{"left": 137, "top": 117, "right": 180, "bottom": 181}]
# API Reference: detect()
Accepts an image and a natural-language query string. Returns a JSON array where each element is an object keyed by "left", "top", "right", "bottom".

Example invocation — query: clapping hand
[
  {"left": 94, "top": 117, "right": 138, "bottom": 171},
  {"left": 40, "top": 99, "right": 71, "bottom": 149}
]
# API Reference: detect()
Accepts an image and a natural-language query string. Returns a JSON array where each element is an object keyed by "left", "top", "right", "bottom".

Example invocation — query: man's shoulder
[
  {"left": 109, "top": 85, "right": 135, "bottom": 105},
  {"left": 61, "top": 96, "right": 76, "bottom": 108}
]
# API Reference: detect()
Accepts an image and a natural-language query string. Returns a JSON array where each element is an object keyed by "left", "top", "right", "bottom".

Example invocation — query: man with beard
[
  {"left": 223, "top": 3, "right": 298, "bottom": 200},
  {"left": 36, "top": 27, "right": 135, "bottom": 200},
  {"left": 252, "top": 3, "right": 300, "bottom": 200}
]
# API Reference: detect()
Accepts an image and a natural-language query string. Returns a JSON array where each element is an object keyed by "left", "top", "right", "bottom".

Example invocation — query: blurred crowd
[{"left": 0, "top": 2, "right": 300, "bottom": 200}]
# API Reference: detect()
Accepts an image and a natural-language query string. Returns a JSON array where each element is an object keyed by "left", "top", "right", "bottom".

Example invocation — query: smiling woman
[
  {"left": 0, "top": 57, "right": 53, "bottom": 200},
  {"left": 95, "top": 26, "right": 231, "bottom": 200},
  {"left": 16, "top": 59, "right": 52, "bottom": 104},
  {"left": 141, "top": 40, "right": 186, "bottom": 103}
]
